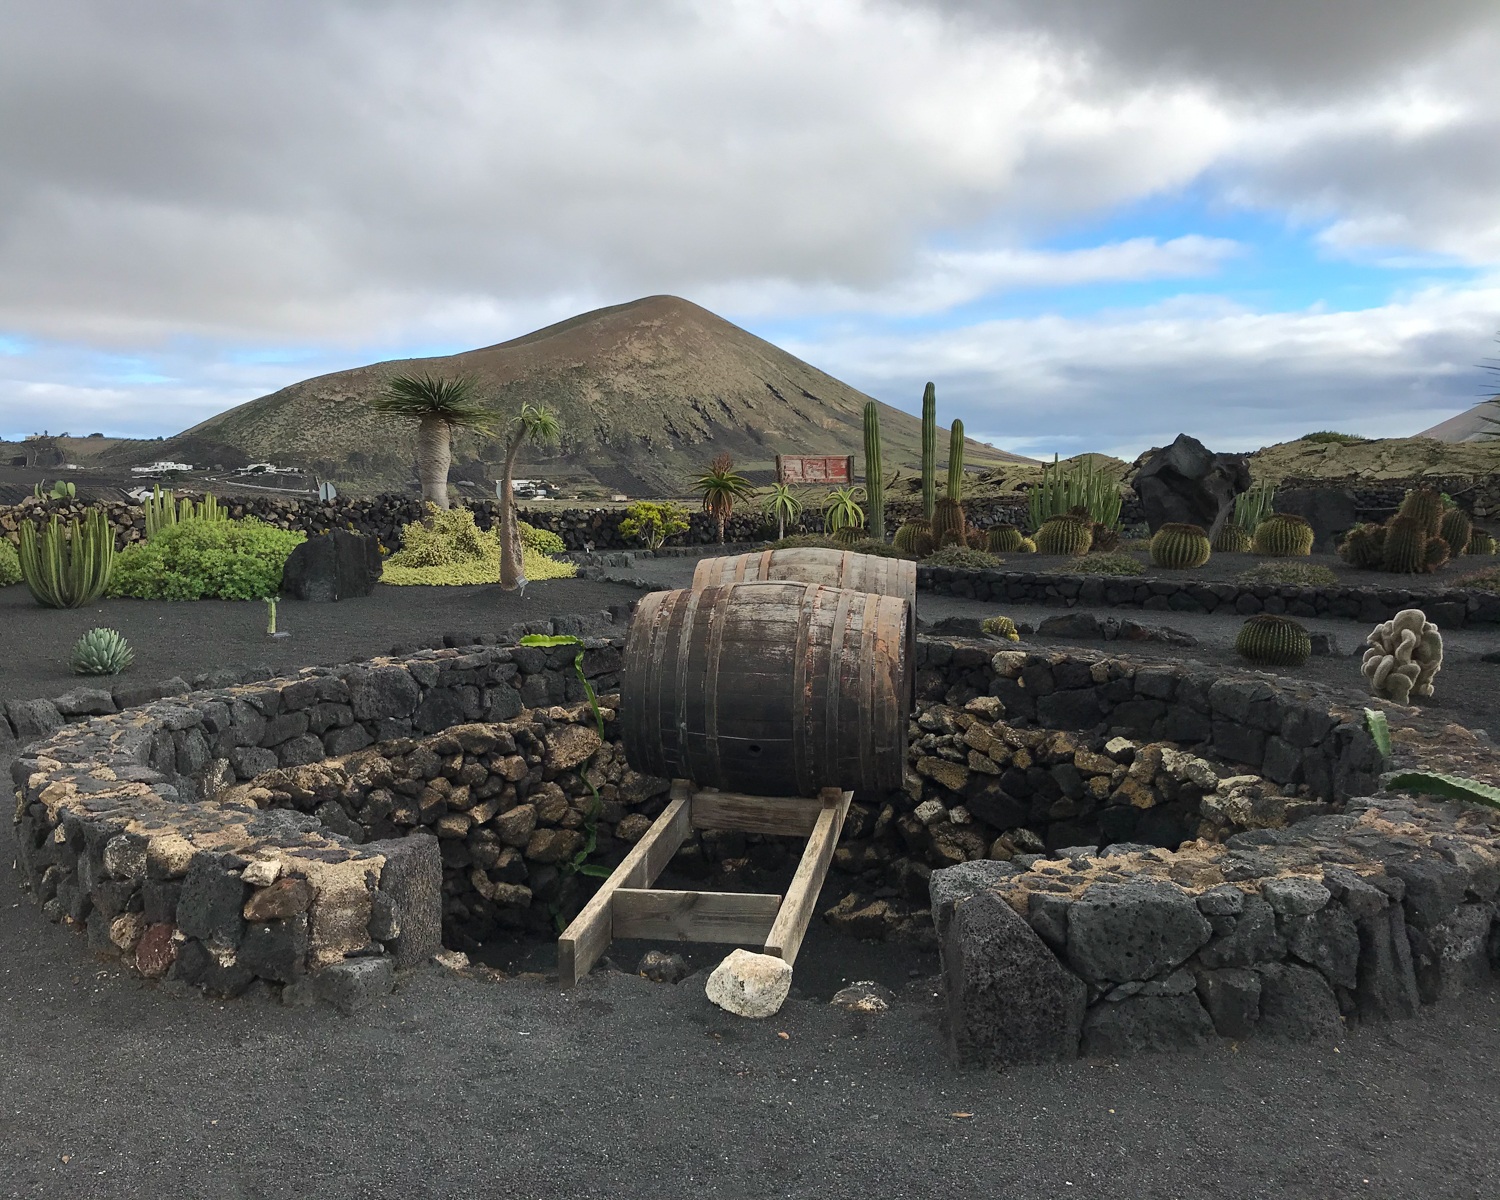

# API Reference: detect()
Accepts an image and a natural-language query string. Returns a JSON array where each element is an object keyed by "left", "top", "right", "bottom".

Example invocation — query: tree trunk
[
  {"left": 498, "top": 430, "right": 526, "bottom": 589},
  {"left": 416, "top": 416, "right": 452, "bottom": 510},
  {"left": 717, "top": 508, "right": 727, "bottom": 543}
]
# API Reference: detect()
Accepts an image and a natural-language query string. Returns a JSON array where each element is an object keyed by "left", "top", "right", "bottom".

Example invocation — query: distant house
[{"left": 130, "top": 461, "right": 194, "bottom": 474}]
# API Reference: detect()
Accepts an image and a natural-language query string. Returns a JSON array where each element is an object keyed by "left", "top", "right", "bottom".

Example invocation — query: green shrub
[
  {"left": 110, "top": 517, "right": 303, "bottom": 601},
  {"left": 382, "top": 504, "right": 576, "bottom": 586},
  {"left": 1298, "top": 431, "right": 1368, "bottom": 444},
  {"left": 1062, "top": 552, "right": 1145, "bottom": 577},
  {"left": 518, "top": 521, "right": 567, "bottom": 556},
  {"left": 617, "top": 502, "right": 691, "bottom": 551},
  {"left": 1236, "top": 562, "right": 1339, "bottom": 587},
  {"left": 772, "top": 534, "right": 842, "bottom": 550},
  {"left": 924, "top": 545, "right": 1001, "bottom": 570},
  {"left": 0, "top": 538, "right": 19, "bottom": 586}
]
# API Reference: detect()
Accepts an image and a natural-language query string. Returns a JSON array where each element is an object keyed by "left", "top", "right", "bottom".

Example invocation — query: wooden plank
[
  {"left": 556, "top": 780, "right": 693, "bottom": 986},
  {"left": 612, "top": 888, "right": 783, "bottom": 944},
  {"left": 763, "top": 788, "right": 851, "bottom": 965},
  {"left": 690, "top": 790, "right": 825, "bottom": 837}
]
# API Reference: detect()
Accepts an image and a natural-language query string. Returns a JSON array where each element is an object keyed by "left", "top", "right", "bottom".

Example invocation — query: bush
[
  {"left": 0, "top": 538, "right": 19, "bottom": 586},
  {"left": 1061, "top": 552, "right": 1145, "bottom": 576},
  {"left": 618, "top": 502, "right": 690, "bottom": 551},
  {"left": 382, "top": 505, "right": 576, "bottom": 586},
  {"left": 1236, "top": 562, "right": 1339, "bottom": 587},
  {"left": 924, "top": 545, "right": 1001, "bottom": 570},
  {"left": 519, "top": 521, "right": 567, "bottom": 556},
  {"left": 110, "top": 518, "right": 304, "bottom": 600},
  {"left": 772, "top": 533, "right": 841, "bottom": 550},
  {"left": 1299, "top": 431, "right": 1368, "bottom": 444},
  {"left": 1453, "top": 566, "right": 1500, "bottom": 594}
]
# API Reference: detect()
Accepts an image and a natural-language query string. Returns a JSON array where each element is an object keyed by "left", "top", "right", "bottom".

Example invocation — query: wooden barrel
[{"left": 622, "top": 581, "right": 911, "bottom": 796}]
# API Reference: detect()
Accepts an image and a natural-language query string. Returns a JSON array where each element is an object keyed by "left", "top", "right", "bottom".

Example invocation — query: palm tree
[
  {"left": 498, "top": 402, "right": 562, "bottom": 590},
  {"left": 761, "top": 483, "right": 803, "bottom": 540},
  {"left": 695, "top": 453, "right": 753, "bottom": 544},
  {"left": 369, "top": 373, "right": 497, "bottom": 510}
]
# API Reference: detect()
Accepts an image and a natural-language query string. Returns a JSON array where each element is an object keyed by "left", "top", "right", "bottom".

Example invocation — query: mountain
[
  {"left": 130, "top": 295, "right": 1031, "bottom": 497},
  {"left": 1415, "top": 400, "right": 1500, "bottom": 444}
]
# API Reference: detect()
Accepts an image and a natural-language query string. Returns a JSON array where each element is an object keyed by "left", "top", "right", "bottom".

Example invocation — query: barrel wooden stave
[
  {"left": 690, "top": 548, "right": 916, "bottom": 611},
  {"left": 622, "top": 580, "right": 910, "bottom": 797}
]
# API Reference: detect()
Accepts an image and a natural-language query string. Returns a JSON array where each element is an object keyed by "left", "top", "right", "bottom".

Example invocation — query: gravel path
[{"left": 5, "top": 561, "right": 1500, "bottom": 1199}]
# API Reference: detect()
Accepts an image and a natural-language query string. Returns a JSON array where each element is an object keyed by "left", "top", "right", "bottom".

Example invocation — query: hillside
[
  {"left": 1416, "top": 400, "right": 1500, "bottom": 444},
  {"left": 120, "top": 296, "right": 1030, "bottom": 497},
  {"left": 1247, "top": 435, "right": 1500, "bottom": 483}
]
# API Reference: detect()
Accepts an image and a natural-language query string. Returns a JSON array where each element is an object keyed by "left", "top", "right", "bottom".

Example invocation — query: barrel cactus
[
  {"left": 1234, "top": 614, "right": 1312, "bottom": 667},
  {"left": 1381, "top": 516, "right": 1448, "bottom": 574},
  {"left": 1251, "top": 512, "right": 1314, "bottom": 557},
  {"left": 1439, "top": 507, "right": 1472, "bottom": 557},
  {"left": 1035, "top": 514, "right": 1094, "bottom": 556},
  {"left": 1150, "top": 523, "right": 1211, "bottom": 570},
  {"left": 70, "top": 627, "right": 134, "bottom": 675},
  {"left": 832, "top": 524, "right": 866, "bottom": 547},
  {"left": 1017, "top": 536, "right": 1037, "bottom": 553},
  {"left": 1398, "top": 487, "right": 1443, "bottom": 536},
  {"left": 967, "top": 526, "right": 989, "bottom": 550},
  {"left": 931, "top": 496, "right": 965, "bottom": 546},
  {"left": 1212, "top": 522, "right": 1253, "bottom": 553},
  {"left": 981, "top": 615, "right": 1020, "bottom": 642},
  {"left": 1339, "top": 523, "right": 1386, "bottom": 569},
  {"left": 893, "top": 519, "right": 935, "bottom": 557},
  {"left": 1467, "top": 529, "right": 1497, "bottom": 556},
  {"left": 987, "top": 523, "right": 1024, "bottom": 553}
]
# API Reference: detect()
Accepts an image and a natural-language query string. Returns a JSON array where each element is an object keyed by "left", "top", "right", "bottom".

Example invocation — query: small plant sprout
[{"left": 265, "top": 595, "right": 288, "bottom": 638}]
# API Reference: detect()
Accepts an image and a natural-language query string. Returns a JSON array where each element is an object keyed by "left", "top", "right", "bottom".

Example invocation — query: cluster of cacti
[
  {"left": 980, "top": 615, "right": 1020, "bottom": 642},
  {"left": 1399, "top": 486, "right": 1443, "bottom": 535},
  {"left": 921, "top": 383, "right": 937, "bottom": 522},
  {"left": 1468, "top": 529, "right": 1497, "bottom": 555},
  {"left": 69, "top": 627, "right": 134, "bottom": 675},
  {"left": 893, "top": 519, "right": 936, "bottom": 557},
  {"left": 1439, "top": 506, "right": 1472, "bottom": 557},
  {"left": 1251, "top": 512, "right": 1314, "bottom": 557},
  {"left": 863, "top": 401, "right": 885, "bottom": 542},
  {"left": 1034, "top": 513, "right": 1094, "bottom": 556},
  {"left": 1231, "top": 482, "right": 1276, "bottom": 535},
  {"left": 1339, "top": 522, "right": 1385, "bottom": 568},
  {"left": 144, "top": 485, "right": 226, "bottom": 540},
  {"left": 1212, "top": 522, "right": 1253, "bottom": 553},
  {"left": 1338, "top": 488, "right": 1468, "bottom": 574},
  {"left": 1381, "top": 516, "right": 1449, "bottom": 574},
  {"left": 931, "top": 496, "right": 965, "bottom": 547},
  {"left": 1026, "top": 454, "right": 1123, "bottom": 531},
  {"left": 1234, "top": 614, "right": 1312, "bottom": 667},
  {"left": 987, "top": 523, "right": 1024, "bottom": 553},
  {"left": 1361, "top": 608, "right": 1442, "bottom": 704},
  {"left": 1149, "top": 522, "right": 1211, "bottom": 570},
  {"left": 18, "top": 510, "right": 116, "bottom": 608}
]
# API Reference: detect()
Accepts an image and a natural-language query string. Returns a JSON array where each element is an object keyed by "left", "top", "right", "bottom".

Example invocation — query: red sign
[{"left": 776, "top": 454, "right": 855, "bottom": 485}]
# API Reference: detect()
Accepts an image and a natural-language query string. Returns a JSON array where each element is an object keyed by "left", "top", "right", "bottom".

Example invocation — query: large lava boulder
[
  {"left": 1132, "top": 434, "right": 1252, "bottom": 538},
  {"left": 1268, "top": 487, "right": 1359, "bottom": 553},
  {"left": 280, "top": 529, "right": 382, "bottom": 602}
]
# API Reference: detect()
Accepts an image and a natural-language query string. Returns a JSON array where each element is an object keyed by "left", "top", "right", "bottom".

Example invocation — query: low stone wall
[{"left": 918, "top": 564, "right": 1500, "bottom": 628}]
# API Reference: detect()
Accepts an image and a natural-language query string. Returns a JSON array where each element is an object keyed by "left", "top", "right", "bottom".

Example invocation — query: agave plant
[
  {"left": 70, "top": 627, "right": 134, "bottom": 675},
  {"left": 761, "top": 483, "right": 804, "bottom": 540},
  {"left": 822, "top": 486, "right": 867, "bottom": 536}
]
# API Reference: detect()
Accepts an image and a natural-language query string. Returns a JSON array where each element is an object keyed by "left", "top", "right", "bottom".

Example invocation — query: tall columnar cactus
[
  {"left": 921, "top": 382, "right": 937, "bottom": 522},
  {"left": 18, "top": 510, "right": 116, "bottom": 608},
  {"left": 1398, "top": 487, "right": 1443, "bottom": 536},
  {"left": 1381, "top": 516, "right": 1448, "bottom": 574},
  {"left": 946, "top": 419, "right": 965, "bottom": 503},
  {"left": 1150, "top": 522, "right": 1211, "bottom": 570},
  {"left": 1252, "top": 513, "right": 1315, "bottom": 557},
  {"left": 1235, "top": 614, "right": 1312, "bottom": 667},
  {"left": 1034, "top": 514, "right": 1093, "bottom": 556},
  {"left": 1439, "top": 507, "right": 1472, "bottom": 557},
  {"left": 862, "top": 401, "right": 885, "bottom": 542}
]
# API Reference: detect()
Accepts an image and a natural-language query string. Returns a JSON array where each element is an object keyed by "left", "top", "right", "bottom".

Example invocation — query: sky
[{"left": 2, "top": 0, "right": 1498, "bottom": 461}]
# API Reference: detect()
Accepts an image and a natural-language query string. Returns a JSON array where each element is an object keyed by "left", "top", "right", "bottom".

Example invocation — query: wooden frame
[{"left": 557, "top": 780, "right": 852, "bottom": 987}]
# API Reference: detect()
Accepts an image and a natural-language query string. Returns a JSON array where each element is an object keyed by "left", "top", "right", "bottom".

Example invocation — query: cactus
[
  {"left": 862, "top": 401, "right": 885, "bottom": 542},
  {"left": 1234, "top": 614, "right": 1312, "bottom": 667},
  {"left": 1439, "top": 507, "right": 1472, "bottom": 557},
  {"left": 981, "top": 616, "right": 1020, "bottom": 642},
  {"left": 1018, "top": 536, "right": 1037, "bottom": 553},
  {"left": 1035, "top": 514, "right": 1093, "bottom": 556},
  {"left": 987, "top": 523, "right": 1024, "bottom": 553},
  {"left": 1090, "top": 523, "right": 1120, "bottom": 552},
  {"left": 1384, "top": 771, "right": 1500, "bottom": 811},
  {"left": 921, "top": 382, "right": 937, "bottom": 522},
  {"left": 931, "top": 496, "right": 965, "bottom": 546},
  {"left": 145, "top": 485, "right": 226, "bottom": 540},
  {"left": 1381, "top": 516, "right": 1448, "bottom": 573},
  {"left": 1027, "top": 454, "right": 1123, "bottom": 531},
  {"left": 967, "top": 526, "right": 989, "bottom": 550},
  {"left": 18, "top": 510, "right": 116, "bottom": 608},
  {"left": 1213, "top": 522, "right": 1253, "bottom": 553},
  {"left": 1150, "top": 522, "right": 1211, "bottom": 570},
  {"left": 1231, "top": 482, "right": 1277, "bottom": 535},
  {"left": 893, "top": 519, "right": 934, "bottom": 557},
  {"left": 1398, "top": 487, "right": 1443, "bottom": 536},
  {"left": 1339, "top": 522, "right": 1387, "bottom": 569},
  {"left": 946, "top": 419, "right": 965, "bottom": 503},
  {"left": 1467, "top": 529, "right": 1497, "bottom": 555},
  {"left": 1252, "top": 512, "right": 1315, "bottom": 557},
  {"left": 70, "top": 627, "right": 134, "bottom": 675},
  {"left": 1362, "top": 608, "right": 1442, "bottom": 703},
  {"left": 832, "top": 524, "right": 866, "bottom": 547}
]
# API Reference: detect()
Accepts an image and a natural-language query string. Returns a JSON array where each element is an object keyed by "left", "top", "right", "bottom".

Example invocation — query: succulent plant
[
  {"left": 1467, "top": 529, "right": 1497, "bottom": 556},
  {"left": 987, "top": 523, "right": 1024, "bottom": 554},
  {"left": 863, "top": 401, "right": 885, "bottom": 542},
  {"left": 18, "top": 509, "right": 116, "bottom": 608},
  {"left": 69, "top": 627, "right": 134, "bottom": 675},
  {"left": 1381, "top": 516, "right": 1448, "bottom": 574},
  {"left": 1212, "top": 522, "right": 1253, "bottom": 553},
  {"left": 1017, "top": 536, "right": 1037, "bottom": 553},
  {"left": 1034, "top": 514, "right": 1094, "bottom": 556},
  {"left": 1089, "top": 523, "right": 1121, "bottom": 552},
  {"left": 1251, "top": 512, "right": 1315, "bottom": 557},
  {"left": 1149, "top": 522, "right": 1211, "bottom": 570},
  {"left": 0, "top": 538, "right": 20, "bottom": 587},
  {"left": 967, "top": 526, "right": 988, "bottom": 550},
  {"left": 893, "top": 519, "right": 934, "bottom": 557},
  {"left": 1439, "top": 507, "right": 1472, "bottom": 557},
  {"left": 921, "top": 382, "right": 937, "bottom": 522},
  {"left": 947, "top": 419, "right": 965, "bottom": 503},
  {"left": 931, "top": 496, "right": 965, "bottom": 547},
  {"left": 1397, "top": 486, "right": 1443, "bottom": 536},
  {"left": 1234, "top": 614, "right": 1311, "bottom": 667},
  {"left": 1362, "top": 608, "right": 1442, "bottom": 703},
  {"left": 832, "top": 524, "right": 866, "bottom": 547},
  {"left": 1339, "top": 522, "right": 1386, "bottom": 569},
  {"left": 981, "top": 615, "right": 1020, "bottom": 642}
]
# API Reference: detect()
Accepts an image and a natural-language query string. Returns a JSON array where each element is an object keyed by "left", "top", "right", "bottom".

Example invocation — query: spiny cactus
[
  {"left": 987, "top": 523, "right": 1024, "bottom": 554},
  {"left": 967, "top": 526, "right": 989, "bottom": 550},
  {"left": 1252, "top": 512, "right": 1315, "bottom": 557},
  {"left": 921, "top": 382, "right": 937, "bottom": 522},
  {"left": 1150, "top": 522, "right": 1211, "bottom": 570},
  {"left": 145, "top": 485, "right": 226, "bottom": 540},
  {"left": 981, "top": 615, "right": 1020, "bottom": 642},
  {"left": 1398, "top": 487, "right": 1443, "bottom": 537},
  {"left": 18, "top": 510, "right": 116, "bottom": 608},
  {"left": 70, "top": 627, "right": 134, "bottom": 675},
  {"left": 1234, "top": 614, "right": 1311, "bottom": 667},
  {"left": 893, "top": 519, "right": 934, "bottom": 557},
  {"left": 1467, "top": 529, "right": 1497, "bottom": 556},
  {"left": 1339, "top": 523, "right": 1386, "bottom": 569},
  {"left": 1381, "top": 516, "right": 1448, "bottom": 574},
  {"left": 1035, "top": 514, "right": 1093, "bottom": 556},
  {"left": 1017, "top": 536, "right": 1037, "bottom": 553},
  {"left": 863, "top": 401, "right": 885, "bottom": 542},
  {"left": 1212, "top": 522, "right": 1253, "bottom": 553},
  {"left": 947, "top": 419, "right": 965, "bottom": 504},
  {"left": 832, "top": 524, "right": 866, "bottom": 547},
  {"left": 1439, "top": 507, "right": 1472, "bottom": 557},
  {"left": 931, "top": 496, "right": 965, "bottom": 547},
  {"left": 1090, "top": 523, "right": 1120, "bottom": 552}
]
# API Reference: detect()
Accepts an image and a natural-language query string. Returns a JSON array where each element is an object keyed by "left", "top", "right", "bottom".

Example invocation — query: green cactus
[
  {"left": 1017, "top": 536, "right": 1037, "bottom": 553},
  {"left": 1439, "top": 507, "right": 1472, "bottom": 557},
  {"left": 893, "top": 519, "right": 934, "bottom": 557},
  {"left": 1467, "top": 529, "right": 1497, "bottom": 555},
  {"left": 1150, "top": 522, "right": 1211, "bottom": 570},
  {"left": 947, "top": 419, "right": 965, "bottom": 503},
  {"left": 1234, "top": 614, "right": 1312, "bottom": 667},
  {"left": 1398, "top": 487, "right": 1443, "bottom": 536},
  {"left": 1251, "top": 512, "right": 1315, "bottom": 557},
  {"left": 931, "top": 496, "right": 965, "bottom": 547},
  {"left": 1339, "top": 523, "right": 1386, "bottom": 569},
  {"left": 1381, "top": 516, "right": 1448, "bottom": 573},
  {"left": 69, "top": 627, "right": 134, "bottom": 675},
  {"left": 1231, "top": 482, "right": 1277, "bottom": 534},
  {"left": 921, "top": 382, "right": 937, "bottom": 522},
  {"left": 981, "top": 616, "right": 1020, "bottom": 642},
  {"left": 863, "top": 401, "right": 885, "bottom": 542},
  {"left": 987, "top": 523, "right": 1024, "bottom": 553},
  {"left": 1027, "top": 454, "right": 1123, "bottom": 531},
  {"left": 145, "top": 485, "right": 227, "bottom": 540},
  {"left": 1212, "top": 522, "right": 1253, "bottom": 553},
  {"left": 832, "top": 524, "right": 866, "bottom": 547},
  {"left": 1034, "top": 514, "right": 1093, "bottom": 556},
  {"left": 18, "top": 510, "right": 116, "bottom": 608}
]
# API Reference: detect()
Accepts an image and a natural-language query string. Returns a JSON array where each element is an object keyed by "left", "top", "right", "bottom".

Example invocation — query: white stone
[
  {"left": 948, "top": 805, "right": 974, "bottom": 827},
  {"left": 433, "top": 949, "right": 470, "bottom": 971},
  {"left": 705, "top": 949, "right": 793, "bottom": 1018},
  {"left": 913, "top": 799, "right": 948, "bottom": 827},
  {"left": 1104, "top": 736, "right": 1137, "bottom": 758},
  {"left": 241, "top": 859, "right": 282, "bottom": 887}
]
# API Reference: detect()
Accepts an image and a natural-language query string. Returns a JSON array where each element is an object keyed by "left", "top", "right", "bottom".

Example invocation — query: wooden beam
[
  {"left": 611, "top": 888, "right": 783, "bottom": 944},
  {"left": 690, "top": 790, "right": 825, "bottom": 837},
  {"left": 557, "top": 780, "right": 692, "bottom": 986},
  {"left": 763, "top": 788, "right": 850, "bottom": 965}
]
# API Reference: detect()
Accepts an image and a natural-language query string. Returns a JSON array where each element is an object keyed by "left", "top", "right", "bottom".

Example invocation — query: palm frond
[{"left": 370, "top": 373, "right": 499, "bottom": 432}]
